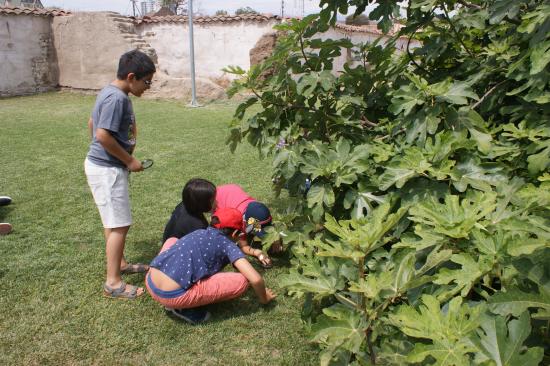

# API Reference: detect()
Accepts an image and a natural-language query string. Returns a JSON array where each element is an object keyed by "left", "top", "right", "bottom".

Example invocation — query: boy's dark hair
[
  {"left": 117, "top": 50, "right": 156, "bottom": 80},
  {"left": 182, "top": 178, "right": 216, "bottom": 216}
]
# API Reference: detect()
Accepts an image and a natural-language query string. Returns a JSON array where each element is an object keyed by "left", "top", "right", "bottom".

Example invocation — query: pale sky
[{"left": 41, "top": 0, "right": 331, "bottom": 17}]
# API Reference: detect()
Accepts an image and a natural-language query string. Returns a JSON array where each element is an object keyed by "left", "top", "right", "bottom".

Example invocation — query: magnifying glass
[{"left": 141, "top": 159, "right": 154, "bottom": 169}]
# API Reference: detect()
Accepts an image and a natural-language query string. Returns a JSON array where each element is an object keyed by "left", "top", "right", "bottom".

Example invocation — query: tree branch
[
  {"left": 299, "top": 32, "right": 314, "bottom": 70},
  {"left": 441, "top": 4, "right": 474, "bottom": 58},
  {"left": 250, "top": 86, "right": 310, "bottom": 111},
  {"left": 472, "top": 80, "right": 507, "bottom": 109},
  {"left": 366, "top": 328, "right": 376, "bottom": 365},
  {"left": 361, "top": 115, "right": 378, "bottom": 127},
  {"left": 405, "top": 12, "right": 436, "bottom": 78}
]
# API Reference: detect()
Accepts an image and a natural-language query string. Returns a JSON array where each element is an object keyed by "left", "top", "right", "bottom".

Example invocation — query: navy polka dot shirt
[{"left": 150, "top": 227, "right": 245, "bottom": 290}]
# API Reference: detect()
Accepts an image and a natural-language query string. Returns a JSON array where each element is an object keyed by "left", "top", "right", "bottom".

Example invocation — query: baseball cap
[
  {"left": 244, "top": 201, "right": 272, "bottom": 238},
  {"left": 212, "top": 208, "right": 244, "bottom": 232}
]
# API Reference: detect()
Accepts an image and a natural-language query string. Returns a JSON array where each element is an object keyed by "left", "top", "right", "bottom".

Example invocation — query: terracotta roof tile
[
  {"left": 0, "top": 7, "right": 398, "bottom": 37},
  {"left": 333, "top": 22, "right": 403, "bottom": 35},
  {"left": 132, "top": 13, "right": 279, "bottom": 25},
  {"left": 0, "top": 6, "right": 70, "bottom": 17},
  {"left": 127, "top": 13, "right": 402, "bottom": 36}
]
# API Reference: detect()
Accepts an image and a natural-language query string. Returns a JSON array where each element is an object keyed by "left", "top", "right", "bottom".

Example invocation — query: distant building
[
  {"left": 140, "top": 1, "right": 157, "bottom": 16},
  {"left": 1, "top": 0, "right": 44, "bottom": 7}
]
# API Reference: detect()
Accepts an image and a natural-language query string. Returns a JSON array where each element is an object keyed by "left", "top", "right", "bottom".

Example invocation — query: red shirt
[{"left": 215, "top": 184, "right": 256, "bottom": 215}]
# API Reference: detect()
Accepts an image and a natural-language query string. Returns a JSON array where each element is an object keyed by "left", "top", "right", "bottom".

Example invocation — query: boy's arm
[
  {"left": 237, "top": 237, "right": 272, "bottom": 267},
  {"left": 233, "top": 258, "right": 276, "bottom": 304},
  {"left": 88, "top": 117, "right": 93, "bottom": 139},
  {"left": 95, "top": 128, "right": 143, "bottom": 172}
]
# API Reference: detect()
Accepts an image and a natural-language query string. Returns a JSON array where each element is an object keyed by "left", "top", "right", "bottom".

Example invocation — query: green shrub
[{"left": 226, "top": 1, "right": 550, "bottom": 364}]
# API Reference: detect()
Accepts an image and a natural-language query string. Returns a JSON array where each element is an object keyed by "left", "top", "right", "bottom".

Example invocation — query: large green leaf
[
  {"left": 434, "top": 80, "right": 479, "bottom": 106},
  {"left": 311, "top": 304, "right": 368, "bottom": 356},
  {"left": 434, "top": 253, "right": 494, "bottom": 300},
  {"left": 409, "top": 191, "right": 497, "bottom": 239},
  {"left": 450, "top": 157, "right": 507, "bottom": 192},
  {"left": 389, "top": 295, "right": 484, "bottom": 365},
  {"left": 472, "top": 312, "right": 544, "bottom": 366},
  {"left": 343, "top": 188, "right": 387, "bottom": 219},
  {"left": 279, "top": 271, "right": 341, "bottom": 299},
  {"left": 378, "top": 147, "right": 433, "bottom": 190},
  {"left": 460, "top": 109, "right": 493, "bottom": 154},
  {"left": 527, "top": 144, "right": 550, "bottom": 175},
  {"left": 530, "top": 40, "right": 550, "bottom": 75},
  {"left": 306, "top": 183, "right": 335, "bottom": 220},
  {"left": 488, "top": 288, "right": 550, "bottom": 319},
  {"left": 323, "top": 203, "right": 408, "bottom": 255},
  {"left": 389, "top": 83, "right": 426, "bottom": 116},
  {"left": 395, "top": 224, "right": 449, "bottom": 251}
]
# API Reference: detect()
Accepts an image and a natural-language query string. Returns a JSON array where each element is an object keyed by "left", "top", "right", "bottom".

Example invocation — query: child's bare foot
[{"left": 103, "top": 281, "right": 145, "bottom": 299}]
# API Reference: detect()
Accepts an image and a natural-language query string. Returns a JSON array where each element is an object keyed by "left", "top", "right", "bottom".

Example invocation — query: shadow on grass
[
  {"left": 207, "top": 296, "right": 276, "bottom": 323},
  {"left": 161, "top": 295, "right": 277, "bottom": 325},
  {"left": 0, "top": 205, "right": 14, "bottom": 221},
  {"left": 128, "top": 238, "right": 162, "bottom": 264}
]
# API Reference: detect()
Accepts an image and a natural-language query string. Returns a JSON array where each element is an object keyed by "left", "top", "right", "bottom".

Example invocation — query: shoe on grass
[
  {"left": 0, "top": 196, "right": 12, "bottom": 206},
  {"left": 165, "top": 307, "right": 211, "bottom": 325},
  {"left": 103, "top": 281, "right": 144, "bottom": 300},
  {"left": 0, "top": 223, "right": 12, "bottom": 235}
]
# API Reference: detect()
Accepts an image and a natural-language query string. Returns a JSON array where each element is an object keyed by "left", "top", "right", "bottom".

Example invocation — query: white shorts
[{"left": 84, "top": 158, "right": 132, "bottom": 228}]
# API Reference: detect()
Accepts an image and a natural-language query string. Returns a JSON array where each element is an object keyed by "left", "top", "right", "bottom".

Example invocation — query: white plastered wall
[
  {"left": 138, "top": 20, "right": 279, "bottom": 81},
  {"left": 0, "top": 14, "right": 58, "bottom": 97}
]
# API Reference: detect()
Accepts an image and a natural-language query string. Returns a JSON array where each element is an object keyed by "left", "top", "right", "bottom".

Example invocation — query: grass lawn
[{"left": 0, "top": 92, "right": 317, "bottom": 365}]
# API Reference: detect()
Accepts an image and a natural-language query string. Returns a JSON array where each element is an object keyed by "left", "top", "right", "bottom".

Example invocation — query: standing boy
[{"left": 85, "top": 50, "right": 156, "bottom": 299}]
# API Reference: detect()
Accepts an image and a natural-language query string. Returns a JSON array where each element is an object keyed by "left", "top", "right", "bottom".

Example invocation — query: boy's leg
[
  {"left": 105, "top": 226, "right": 128, "bottom": 286},
  {"left": 105, "top": 226, "right": 144, "bottom": 296},
  {"left": 105, "top": 227, "right": 129, "bottom": 270}
]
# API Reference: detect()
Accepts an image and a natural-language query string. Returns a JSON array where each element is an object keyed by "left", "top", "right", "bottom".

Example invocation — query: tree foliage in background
[
  {"left": 235, "top": 6, "right": 259, "bottom": 15},
  {"left": 345, "top": 13, "right": 371, "bottom": 25},
  {"left": 226, "top": 0, "right": 550, "bottom": 364},
  {"left": 215, "top": 9, "right": 229, "bottom": 16},
  {"left": 160, "top": 0, "right": 186, "bottom": 14}
]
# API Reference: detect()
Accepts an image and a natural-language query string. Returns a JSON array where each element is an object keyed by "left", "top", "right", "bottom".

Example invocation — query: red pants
[{"left": 146, "top": 237, "right": 249, "bottom": 309}]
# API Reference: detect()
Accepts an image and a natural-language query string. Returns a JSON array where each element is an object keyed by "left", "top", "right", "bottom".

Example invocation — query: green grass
[{"left": 0, "top": 92, "right": 316, "bottom": 365}]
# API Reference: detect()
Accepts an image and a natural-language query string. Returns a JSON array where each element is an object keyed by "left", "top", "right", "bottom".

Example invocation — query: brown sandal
[{"left": 103, "top": 281, "right": 144, "bottom": 299}]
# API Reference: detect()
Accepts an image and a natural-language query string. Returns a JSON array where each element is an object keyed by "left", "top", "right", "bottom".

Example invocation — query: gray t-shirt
[{"left": 87, "top": 85, "right": 135, "bottom": 168}]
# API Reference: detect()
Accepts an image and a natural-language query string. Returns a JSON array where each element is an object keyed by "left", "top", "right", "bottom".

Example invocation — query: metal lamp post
[{"left": 187, "top": 0, "right": 199, "bottom": 107}]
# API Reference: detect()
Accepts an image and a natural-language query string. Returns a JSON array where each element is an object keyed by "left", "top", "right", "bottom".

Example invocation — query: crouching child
[{"left": 146, "top": 207, "right": 277, "bottom": 324}]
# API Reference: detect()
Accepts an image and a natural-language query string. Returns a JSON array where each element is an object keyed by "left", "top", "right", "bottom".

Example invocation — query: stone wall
[
  {"left": 0, "top": 14, "right": 58, "bottom": 97},
  {"left": 52, "top": 12, "right": 156, "bottom": 91},
  {"left": 0, "top": 9, "right": 413, "bottom": 101}
]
